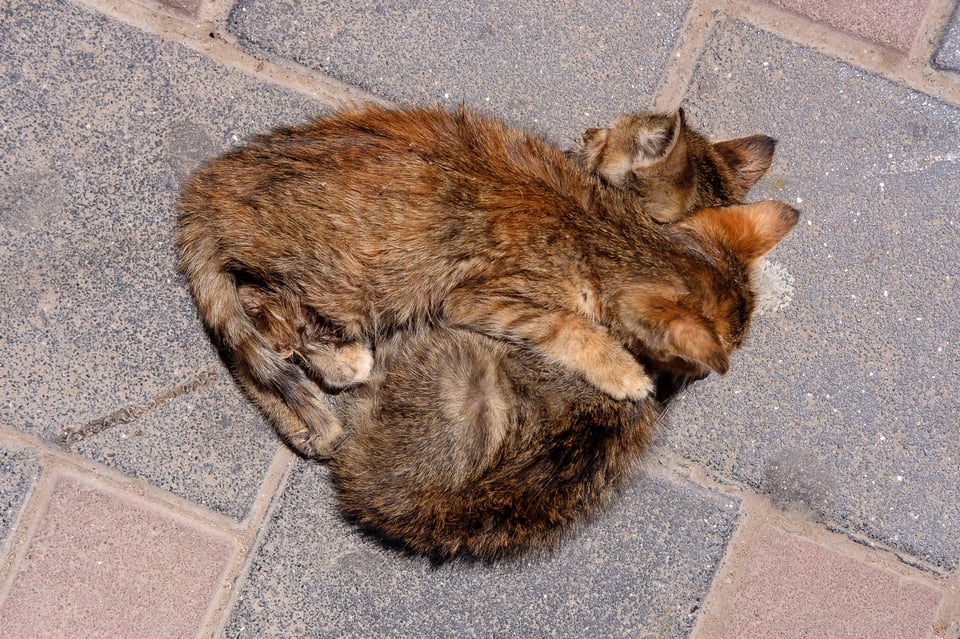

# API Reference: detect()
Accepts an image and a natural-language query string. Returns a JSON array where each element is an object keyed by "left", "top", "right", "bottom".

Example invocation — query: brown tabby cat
[
  {"left": 331, "top": 200, "right": 798, "bottom": 561},
  {"left": 177, "top": 105, "right": 776, "bottom": 458}
]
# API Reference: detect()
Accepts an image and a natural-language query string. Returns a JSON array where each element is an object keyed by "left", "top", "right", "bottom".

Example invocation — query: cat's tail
[{"left": 175, "top": 222, "right": 342, "bottom": 458}]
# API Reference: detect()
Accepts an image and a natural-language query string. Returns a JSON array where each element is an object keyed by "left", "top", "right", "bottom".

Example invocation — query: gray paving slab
[
  {"left": 67, "top": 376, "right": 278, "bottom": 520},
  {"left": 0, "top": 0, "right": 325, "bottom": 518},
  {"left": 227, "top": 461, "right": 740, "bottom": 638},
  {"left": 227, "top": 0, "right": 691, "bottom": 141},
  {"left": 0, "top": 442, "right": 41, "bottom": 555},
  {"left": 657, "top": 19, "right": 960, "bottom": 571},
  {"left": 934, "top": 2, "right": 960, "bottom": 72}
]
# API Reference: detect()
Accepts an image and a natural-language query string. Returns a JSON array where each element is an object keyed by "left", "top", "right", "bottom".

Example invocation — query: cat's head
[
  {"left": 572, "top": 109, "right": 776, "bottom": 223},
  {"left": 613, "top": 200, "right": 799, "bottom": 378}
]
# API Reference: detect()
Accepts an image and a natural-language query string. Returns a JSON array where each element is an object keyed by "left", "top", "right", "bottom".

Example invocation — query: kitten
[
  {"left": 331, "top": 200, "right": 798, "bottom": 560},
  {"left": 571, "top": 109, "right": 775, "bottom": 223},
  {"left": 177, "top": 105, "right": 775, "bottom": 457}
]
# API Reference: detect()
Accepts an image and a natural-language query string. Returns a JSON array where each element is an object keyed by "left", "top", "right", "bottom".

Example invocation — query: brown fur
[
  {"left": 572, "top": 109, "right": 775, "bottom": 222},
  {"left": 331, "top": 201, "right": 799, "bottom": 561},
  {"left": 177, "top": 105, "right": 776, "bottom": 457}
]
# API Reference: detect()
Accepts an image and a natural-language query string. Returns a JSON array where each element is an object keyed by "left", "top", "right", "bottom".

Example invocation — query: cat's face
[
  {"left": 573, "top": 109, "right": 776, "bottom": 222},
  {"left": 611, "top": 200, "right": 800, "bottom": 379}
]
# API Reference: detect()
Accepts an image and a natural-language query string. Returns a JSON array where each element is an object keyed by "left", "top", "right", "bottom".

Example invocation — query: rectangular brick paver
[
  {"left": 0, "top": 471, "right": 236, "bottom": 639},
  {"left": 763, "top": 0, "right": 931, "bottom": 52},
  {"left": 695, "top": 525, "right": 944, "bottom": 639}
]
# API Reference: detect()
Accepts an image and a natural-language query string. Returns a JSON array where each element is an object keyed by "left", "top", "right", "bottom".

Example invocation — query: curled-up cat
[
  {"left": 177, "top": 105, "right": 774, "bottom": 457},
  {"left": 331, "top": 200, "right": 799, "bottom": 561}
]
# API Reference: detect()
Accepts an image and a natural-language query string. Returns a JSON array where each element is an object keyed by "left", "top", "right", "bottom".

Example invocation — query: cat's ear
[
  {"left": 678, "top": 200, "right": 800, "bottom": 262},
  {"left": 573, "top": 126, "right": 609, "bottom": 171},
  {"left": 629, "top": 109, "right": 684, "bottom": 169},
  {"left": 575, "top": 111, "right": 684, "bottom": 183},
  {"left": 618, "top": 283, "right": 729, "bottom": 375},
  {"left": 714, "top": 134, "right": 777, "bottom": 193}
]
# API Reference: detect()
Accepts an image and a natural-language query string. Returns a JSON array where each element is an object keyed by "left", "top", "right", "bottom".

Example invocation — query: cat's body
[
  {"left": 177, "top": 105, "right": 777, "bottom": 457},
  {"left": 331, "top": 200, "right": 798, "bottom": 561},
  {"left": 331, "top": 326, "right": 661, "bottom": 561}
]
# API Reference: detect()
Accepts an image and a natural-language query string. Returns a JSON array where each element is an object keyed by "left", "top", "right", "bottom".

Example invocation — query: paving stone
[
  {"left": 227, "top": 0, "right": 691, "bottom": 141},
  {"left": 658, "top": 19, "right": 960, "bottom": 571},
  {"left": 157, "top": 0, "right": 202, "bottom": 18},
  {"left": 0, "top": 471, "right": 236, "bottom": 638},
  {"left": 68, "top": 375, "right": 279, "bottom": 521},
  {"left": 763, "top": 0, "right": 930, "bottom": 52},
  {"left": 0, "top": 0, "right": 325, "bottom": 518},
  {"left": 226, "top": 461, "right": 741, "bottom": 638},
  {"left": 933, "top": 2, "right": 960, "bottom": 72},
  {"left": 0, "top": 442, "right": 42, "bottom": 555},
  {"left": 694, "top": 525, "right": 944, "bottom": 638}
]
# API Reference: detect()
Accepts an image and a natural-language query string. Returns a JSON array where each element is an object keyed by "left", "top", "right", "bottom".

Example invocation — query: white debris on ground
[{"left": 752, "top": 258, "right": 796, "bottom": 315}]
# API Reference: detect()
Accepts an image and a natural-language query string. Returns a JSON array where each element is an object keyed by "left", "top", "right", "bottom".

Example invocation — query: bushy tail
[{"left": 176, "top": 219, "right": 342, "bottom": 458}]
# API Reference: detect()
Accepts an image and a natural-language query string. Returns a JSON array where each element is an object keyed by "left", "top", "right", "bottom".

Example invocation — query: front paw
[
  {"left": 591, "top": 362, "right": 654, "bottom": 402},
  {"left": 287, "top": 427, "right": 345, "bottom": 460}
]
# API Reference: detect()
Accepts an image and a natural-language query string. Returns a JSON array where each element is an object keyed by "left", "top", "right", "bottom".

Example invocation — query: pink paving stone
[
  {"left": 763, "top": 0, "right": 931, "bottom": 52},
  {"left": 0, "top": 471, "right": 236, "bottom": 639},
  {"left": 700, "top": 525, "right": 944, "bottom": 639}
]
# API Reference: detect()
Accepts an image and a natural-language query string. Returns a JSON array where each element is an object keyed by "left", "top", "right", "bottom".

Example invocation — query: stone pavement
[{"left": 0, "top": 0, "right": 958, "bottom": 636}]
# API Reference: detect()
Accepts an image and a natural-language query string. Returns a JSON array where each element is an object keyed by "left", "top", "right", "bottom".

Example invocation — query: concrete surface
[
  {"left": 763, "top": 0, "right": 930, "bottom": 52},
  {"left": 669, "top": 19, "right": 960, "bottom": 573},
  {"left": 0, "top": 470, "right": 236, "bottom": 638},
  {"left": 227, "top": 462, "right": 739, "bottom": 638},
  {"left": 0, "top": 0, "right": 958, "bottom": 637},
  {"left": 936, "top": 3, "right": 960, "bottom": 71},
  {"left": 696, "top": 525, "right": 944, "bottom": 638},
  {"left": 228, "top": 0, "right": 691, "bottom": 140}
]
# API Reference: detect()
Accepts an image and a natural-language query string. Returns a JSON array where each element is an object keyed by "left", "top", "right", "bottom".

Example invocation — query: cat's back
[
  {"left": 178, "top": 105, "right": 594, "bottom": 259},
  {"left": 185, "top": 106, "right": 582, "bottom": 203}
]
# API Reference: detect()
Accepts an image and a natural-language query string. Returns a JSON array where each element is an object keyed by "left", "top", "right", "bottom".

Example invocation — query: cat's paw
[
  {"left": 590, "top": 361, "right": 654, "bottom": 402},
  {"left": 303, "top": 342, "right": 375, "bottom": 388},
  {"left": 286, "top": 421, "right": 345, "bottom": 459}
]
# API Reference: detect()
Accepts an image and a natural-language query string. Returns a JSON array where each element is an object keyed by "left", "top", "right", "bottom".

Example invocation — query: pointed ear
[
  {"left": 572, "top": 126, "right": 609, "bottom": 172},
  {"left": 714, "top": 134, "right": 777, "bottom": 192},
  {"left": 618, "top": 283, "right": 729, "bottom": 375},
  {"left": 678, "top": 200, "right": 800, "bottom": 262},
  {"left": 631, "top": 109, "right": 683, "bottom": 169}
]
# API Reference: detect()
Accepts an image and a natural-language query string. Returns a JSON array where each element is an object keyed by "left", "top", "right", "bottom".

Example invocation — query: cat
[
  {"left": 330, "top": 200, "right": 798, "bottom": 561},
  {"left": 177, "top": 105, "right": 776, "bottom": 458}
]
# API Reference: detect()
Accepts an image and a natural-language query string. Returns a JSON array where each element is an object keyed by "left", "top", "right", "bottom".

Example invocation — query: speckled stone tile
[
  {"left": 66, "top": 374, "right": 278, "bottom": 520},
  {"left": 694, "top": 526, "right": 944, "bottom": 638},
  {"left": 0, "top": 0, "right": 324, "bottom": 518},
  {"left": 763, "top": 0, "right": 930, "bottom": 52},
  {"left": 227, "top": 0, "right": 692, "bottom": 141},
  {"left": 0, "top": 471, "right": 236, "bottom": 638},
  {"left": 0, "top": 441, "right": 41, "bottom": 555},
  {"left": 226, "top": 461, "right": 740, "bottom": 638},
  {"left": 659, "top": 19, "right": 960, "bottom": 571},
  {"left": 933, "top": 2, "right": 960, "bottom": 72}
]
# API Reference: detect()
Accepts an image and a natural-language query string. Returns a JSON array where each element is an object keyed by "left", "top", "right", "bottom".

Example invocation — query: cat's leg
[
  {"left": 444, "top": 290, "right": 653, "bottom": 401},
  {"left": 235, "top": 368, "right": 345, "bottom": 458},
  {"left": 218, "top": 328, "right": 345, "bottom": 459},
  {"left": 233, "top": 284, "right": 345, "bottom": 457},
  {"left": 239, "top": 283, "right": 373, "bottom": 388}
]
